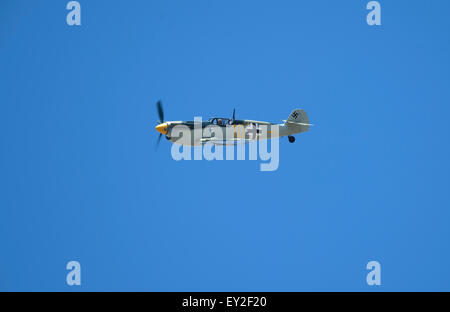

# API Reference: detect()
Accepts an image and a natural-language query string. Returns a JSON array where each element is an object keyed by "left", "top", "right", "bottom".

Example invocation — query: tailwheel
[{"left": 288, "top": 136, "right": 295, "bottom": 143}]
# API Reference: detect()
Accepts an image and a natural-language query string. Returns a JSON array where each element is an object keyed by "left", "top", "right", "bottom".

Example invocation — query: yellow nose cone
[{"left": 155, "top": 123, "right": 168, "bottom": 135}]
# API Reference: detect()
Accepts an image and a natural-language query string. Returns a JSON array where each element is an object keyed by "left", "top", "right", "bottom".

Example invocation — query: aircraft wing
[{"left": 201, "top": 138, "right": 251, "bottom": 146}]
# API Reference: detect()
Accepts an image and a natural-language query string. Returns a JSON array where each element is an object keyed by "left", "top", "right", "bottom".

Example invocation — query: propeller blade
[
  {"left": 157, "top": 100, "right": 164, "bottom": 123},
  {"left": 232, "top": 108, "right": 235, "bottom": 121},
  {"left": 155, "top": 133, "right": 162, "bottom": 150}
]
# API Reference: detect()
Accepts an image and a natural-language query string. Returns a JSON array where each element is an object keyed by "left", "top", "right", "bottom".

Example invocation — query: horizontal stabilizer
[{"left": 282, "top": 120, "right": 314, "bottom": 126}]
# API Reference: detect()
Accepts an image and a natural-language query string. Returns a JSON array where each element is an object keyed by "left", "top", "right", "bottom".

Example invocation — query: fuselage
[{"left": 155, "top": 117, "right": 307, "bottom": 146}]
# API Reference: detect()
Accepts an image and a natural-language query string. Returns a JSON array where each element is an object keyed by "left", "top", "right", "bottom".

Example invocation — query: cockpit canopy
[{"left": 208, "top": 117, "right": 233, "bottom": 126}]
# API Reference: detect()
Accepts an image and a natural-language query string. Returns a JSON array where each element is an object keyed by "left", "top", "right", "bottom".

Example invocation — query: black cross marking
[{"left": 247, "top": 123, "right": 261, "bottom": 140}]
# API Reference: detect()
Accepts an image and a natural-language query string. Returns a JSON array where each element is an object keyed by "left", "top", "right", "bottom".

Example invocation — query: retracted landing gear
[{"left": 288, "top": 136, "right": 295, "bottom": 143}]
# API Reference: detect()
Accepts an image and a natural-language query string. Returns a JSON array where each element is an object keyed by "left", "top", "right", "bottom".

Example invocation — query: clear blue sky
[{"left": 1, "top": 0, "right": 449, "bottom": 291}]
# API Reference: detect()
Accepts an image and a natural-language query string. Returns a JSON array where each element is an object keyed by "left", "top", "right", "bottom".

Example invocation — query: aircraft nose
[{"left": 155, "top": 123, "right": 168, "bottom": 135}]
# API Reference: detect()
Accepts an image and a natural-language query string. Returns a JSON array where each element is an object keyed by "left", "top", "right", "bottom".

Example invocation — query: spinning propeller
[{"left": 155, "top": 100, "right": 167, "bottom": 149}]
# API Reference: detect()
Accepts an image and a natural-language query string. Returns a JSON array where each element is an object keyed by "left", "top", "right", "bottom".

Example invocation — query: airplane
[{"left": 154, "top": 101, "right": 311, "bottom": 147}]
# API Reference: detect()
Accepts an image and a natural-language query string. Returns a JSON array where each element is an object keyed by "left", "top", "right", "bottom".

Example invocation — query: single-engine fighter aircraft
[{"left": 154, "top": 101, "right": 311, "bottom": 147}]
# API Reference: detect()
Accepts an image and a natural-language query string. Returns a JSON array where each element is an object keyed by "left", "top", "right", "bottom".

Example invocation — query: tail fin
[{"left": 284, "top": 109, "right": 311, "bottom": 133}]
